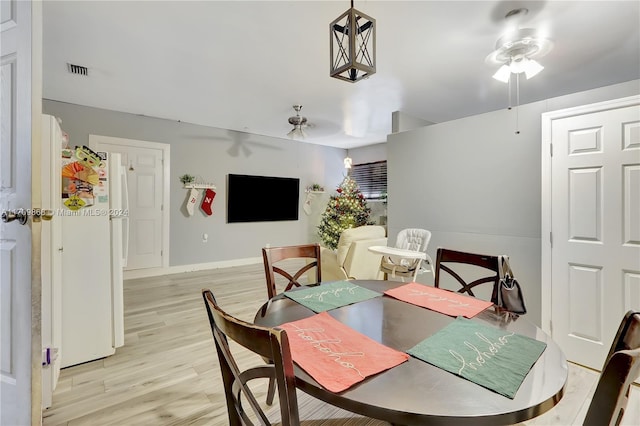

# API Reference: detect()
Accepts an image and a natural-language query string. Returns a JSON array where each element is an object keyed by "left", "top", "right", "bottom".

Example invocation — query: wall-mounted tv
[{"left": 227, "top": 174, "right": 300, "bottom": 223}]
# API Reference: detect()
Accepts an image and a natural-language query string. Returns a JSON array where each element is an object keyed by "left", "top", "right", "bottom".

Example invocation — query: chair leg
[
  {"left": 266, "top": 376, "right": 276, "bottom": 405},
  {"left": 424, "top": 254, "right": 435, "bottom": 283},
  {"left": 411, "top": 259, "right": 422, "bottom": 282}
]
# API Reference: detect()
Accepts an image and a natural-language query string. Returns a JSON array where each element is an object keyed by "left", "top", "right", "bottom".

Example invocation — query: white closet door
[{"left": 549, "top": 100, "right": 640, "bottom": 370}]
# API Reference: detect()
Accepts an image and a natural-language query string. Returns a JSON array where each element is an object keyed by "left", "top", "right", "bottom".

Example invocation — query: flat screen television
[{"left": 227, "top": 174, "right": 300, "bottom": 223}]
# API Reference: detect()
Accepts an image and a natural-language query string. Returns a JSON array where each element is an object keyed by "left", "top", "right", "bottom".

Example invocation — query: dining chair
[
  {"left": 202, "top": 289, "right": 300, "bottom": 425},
  {"left": 263, "top": 243, "right": 321, "bottom": 299},
  {"left": 260, "top": 243, "right": 321, "bottom": 405},
  {"left": 434, "top": 248, "right": 501, "bottom": 302},
  {"left": 583, "top": 310, "right": 640, "bottom": 426},
  {"left": 379, "top": 228, "right": 433, "bottom": 282}
]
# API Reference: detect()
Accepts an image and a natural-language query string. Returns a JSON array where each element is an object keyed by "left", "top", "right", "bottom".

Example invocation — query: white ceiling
[{"left": 43, "top": 1, "right": 640, "bottom": 149}]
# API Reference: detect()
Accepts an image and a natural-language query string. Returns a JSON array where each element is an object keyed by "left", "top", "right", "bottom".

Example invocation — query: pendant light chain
[
  {"left": 505, "top": 73, "right": 521, "bottom": 135},
  {"left": 515, "top": 73, "right": 521, "bottom": 135},
  {"left": 507, "top": 74, "right": 512, "bottom": 110}
]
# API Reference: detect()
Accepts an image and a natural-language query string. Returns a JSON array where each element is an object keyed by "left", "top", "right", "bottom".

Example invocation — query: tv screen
[{"left": 227, "top": 174, "right": 300, "bottom": 223}]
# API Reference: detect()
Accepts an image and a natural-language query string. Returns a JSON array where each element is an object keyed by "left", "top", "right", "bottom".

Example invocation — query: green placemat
[
  {"left": 284, "top": 281, "right": 381, "bottom": 312},
  {"left": 407, "top": 317, "right": 547, "bottom": 399}
]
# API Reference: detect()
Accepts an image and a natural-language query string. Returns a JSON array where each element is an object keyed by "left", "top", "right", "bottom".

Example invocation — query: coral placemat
[
  {"left": 279, "top": 312, "right": 409, "bottom": 392},
  {"left": 384, "top": 282, "right": 493, "bottom": 318}
]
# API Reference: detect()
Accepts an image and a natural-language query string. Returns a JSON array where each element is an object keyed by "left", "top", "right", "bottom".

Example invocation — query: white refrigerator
[
  {"left": 59, "top": 146, "right": 128, "bottom": 368},
  {"left": 41, "top": 115, "right": 129, "bottom": 385}
]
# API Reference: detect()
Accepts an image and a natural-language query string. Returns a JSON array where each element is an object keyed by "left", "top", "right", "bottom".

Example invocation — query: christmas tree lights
[{"left": 317, "top": 176, "right": 374, "bottom": 250}]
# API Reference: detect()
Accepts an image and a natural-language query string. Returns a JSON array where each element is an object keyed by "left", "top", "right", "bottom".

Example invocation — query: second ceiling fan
[{"left": 287, "top": 105, "right": 310, "bottom": 139}]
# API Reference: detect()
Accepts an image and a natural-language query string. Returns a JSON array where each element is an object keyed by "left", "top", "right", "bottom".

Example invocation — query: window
[{"left": 351, "top": 160, "right": 387, "bottom": 200}]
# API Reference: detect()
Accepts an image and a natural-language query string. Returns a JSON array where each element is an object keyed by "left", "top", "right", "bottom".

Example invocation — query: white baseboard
[{"left": 123, "top": 257, "right": 262, "bottom": 280}]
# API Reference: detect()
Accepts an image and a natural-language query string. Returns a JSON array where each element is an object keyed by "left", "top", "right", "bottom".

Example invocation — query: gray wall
[
  {"left": 391, "top": 111, "right": 434, "bottom": 133},
  {"left": 387, "top": 80, "right": 640, "bottom": 326},
  {"left": 43, "top": 100, "right": 346, "bottom": 268},
  {"left": 349, "top": 142, "right": 386, "bottom": 165}
]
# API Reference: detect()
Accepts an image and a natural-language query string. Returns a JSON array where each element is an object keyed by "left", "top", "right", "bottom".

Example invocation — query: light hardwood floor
[{"left": 43, "top": 264, "right": 639, "bottom": 425}]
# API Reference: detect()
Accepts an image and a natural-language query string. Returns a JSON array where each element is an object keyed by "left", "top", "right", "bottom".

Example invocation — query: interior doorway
[{"left": 89, "top": 135, "right": 170, "bottom": 274}]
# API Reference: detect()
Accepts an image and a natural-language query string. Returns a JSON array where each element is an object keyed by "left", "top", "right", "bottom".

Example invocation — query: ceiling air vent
[{"left": 67, "top": 63, "right": 88, "bottom": 76}]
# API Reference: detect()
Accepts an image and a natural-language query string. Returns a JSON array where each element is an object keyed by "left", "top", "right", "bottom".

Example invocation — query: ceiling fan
[
  {"left": 184, "top": 129, "right": 278, "bottom": 158},
  {"left": 287, "top": 105, "right": 309, "bottom": 140},
  {"left": 485, "top": 8, "right": 553, "bottom": 83}
]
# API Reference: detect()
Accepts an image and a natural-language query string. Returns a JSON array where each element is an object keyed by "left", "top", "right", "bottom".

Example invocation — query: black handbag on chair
[{"left": 494, "top": 256, "right": 527, "bottom": 315}]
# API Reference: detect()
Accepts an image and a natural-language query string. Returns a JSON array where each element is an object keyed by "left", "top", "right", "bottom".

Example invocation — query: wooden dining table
[{"left": 254, "top": 279, "right": 568, "bottom": 426}]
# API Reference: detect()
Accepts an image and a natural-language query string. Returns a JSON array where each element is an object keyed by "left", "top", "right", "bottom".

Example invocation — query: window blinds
[{"left": 351, "top": 161, "right": 387, "bottom": 200}]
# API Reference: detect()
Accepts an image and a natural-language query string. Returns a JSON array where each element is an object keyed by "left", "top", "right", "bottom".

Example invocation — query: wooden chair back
[
  {"left": 263, "top": 244, "right": 321, "bottom": 299},
  {"left": 202, "top": 289, "right": 300, "bottom": 426},
  {"left": 583, "top": 311, "right": 640, "bottom": 426},
  {"left": 434, "top": 248, "right": 501, "bottom": 300}
]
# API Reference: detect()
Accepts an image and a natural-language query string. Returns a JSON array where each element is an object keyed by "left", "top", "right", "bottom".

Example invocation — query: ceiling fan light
[
  {"left": 287, "top": 105, "right": 308, "bottom": 139},
  {"left": 523, "top": 59, "right": 544, "bottom": 79},
  {"left": 508, "top": 56, "right": 527, "bottom": 74},
  {"left": 287, "top": 125, "right": 306, "bottom": 140},
  {"left": 492, "top": 64, "right": 511, "bottom": 83}
]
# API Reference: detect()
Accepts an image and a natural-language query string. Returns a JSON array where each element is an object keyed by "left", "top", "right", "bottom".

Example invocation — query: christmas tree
[{"left": 318, "top": 175, "right": 374, "bottom": 250}]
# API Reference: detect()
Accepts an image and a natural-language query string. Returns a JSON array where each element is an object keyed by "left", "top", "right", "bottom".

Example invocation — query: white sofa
[{"left": 319, "top": 225, "right": 388, "bottom": 281}]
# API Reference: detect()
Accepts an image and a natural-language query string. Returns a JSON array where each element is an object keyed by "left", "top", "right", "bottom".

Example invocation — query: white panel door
[
  {"left": 0, "top": 0, "right": 37, "bottom": 423},
  {"left": 551, "top": 103, "right": 640, "bottom": 370},
  {"left": 89, "top": 138, "right": 166, "bottom": 271},
  {"left": 40, "top": 115, "right": 63, "bottom": 408}
]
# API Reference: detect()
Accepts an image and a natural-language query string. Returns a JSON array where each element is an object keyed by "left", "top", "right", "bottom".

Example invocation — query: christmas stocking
[
  {"left": 303, "top": 192, "right": 317, "bottom": 215},
  {"left": 303, "top": 195, "right": 312, "bottom": 215},
  {"left": 185, "top": 188, "right": 200, "bottom": 216},
  {"left": 200, "top": 188, "right": 216, "bottom": 216}
]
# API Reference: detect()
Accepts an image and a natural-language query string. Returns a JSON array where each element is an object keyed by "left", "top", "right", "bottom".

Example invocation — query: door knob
[
  {"left": 1, "top": 209, "right": 28, "bottom": 225},
  {"left": 1, "top": 208, "right": 55, "bottom": 224},
  {"left": 33, "top": 209, "right": 54, "bottom": 222}
]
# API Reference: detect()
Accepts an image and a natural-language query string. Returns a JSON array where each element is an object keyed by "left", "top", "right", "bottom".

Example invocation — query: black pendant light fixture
[{"left": 330, "top": 0, "right": 376, "bottom": 83}]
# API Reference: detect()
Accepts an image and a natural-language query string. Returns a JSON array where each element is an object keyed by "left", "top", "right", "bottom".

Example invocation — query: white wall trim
[
  {"left": 540, "top": 94, "right": 640, "bottom": 335},
  {"left": 88, "top": 134, "right": 171, "bottom": 270},
  {"left": 123, "top": 257, "right": 262, "bottom": 280}
]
